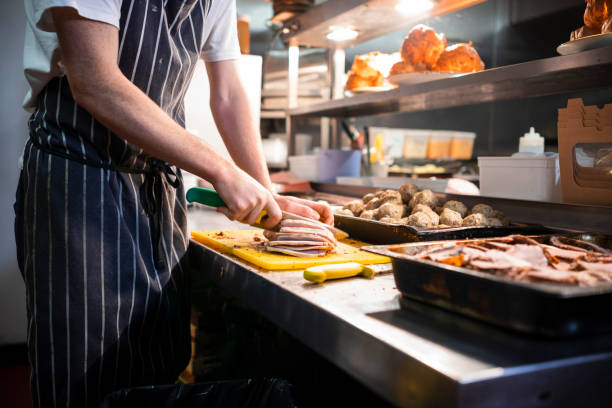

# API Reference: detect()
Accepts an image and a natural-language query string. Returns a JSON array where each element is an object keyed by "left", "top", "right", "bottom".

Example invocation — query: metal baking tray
[
  {"left": 364, "top": 237, "right": 612, "bottom": 337},
  {"left": 334, "top": 214, "right": 555, "bottom": 244}
]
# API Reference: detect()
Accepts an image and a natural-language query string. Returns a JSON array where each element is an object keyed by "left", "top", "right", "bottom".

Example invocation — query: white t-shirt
[{"left": 23, "top": 0, "right": 241, "bottom": 111}]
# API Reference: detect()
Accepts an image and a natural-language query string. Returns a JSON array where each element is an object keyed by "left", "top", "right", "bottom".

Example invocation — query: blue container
[{"left": 316, "top": 150, "right": 362, "bottom": 183}]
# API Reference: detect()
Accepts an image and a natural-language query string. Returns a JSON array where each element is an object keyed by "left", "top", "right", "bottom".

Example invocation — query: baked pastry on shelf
[
  {"left": 345, "top": 51, "right": 400, "bottom": 90},
  {"left": 345, "top": 70, "right": 383, "bottom": 90},
  {"left": 400, "top": 24, "right": 447, "bottom": 68},
  {"left": 569, "top": 0, "right": 610, "bottom": 39},
  {"left": 433, "top": 42, "right": 485, "bottom": 73},
  {"left": 389, "top": 60, "right": 428, "bottom": 75}
]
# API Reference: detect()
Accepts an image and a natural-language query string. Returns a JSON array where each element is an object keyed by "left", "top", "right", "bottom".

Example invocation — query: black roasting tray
[
  {"left": 334, "top": 213, "right": 555, "bottom": 245},
  {"left": 363, "top": 238, "right": 612, "bottom": 337}
]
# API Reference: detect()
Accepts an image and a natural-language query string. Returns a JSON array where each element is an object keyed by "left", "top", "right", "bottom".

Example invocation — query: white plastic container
[
  {"left": 449, "top": 131, "right": 476, "bottom": 159},
  {"left": 402, "top": 130, "right": 429, "bottom": 158},
  {"left": 478, "top": 155, "right": 562, "bottom": 202},
  {"left": 427, "top": 131, "right": 453, "bottom": 159},
  {"left": 369, "top": 127, "right": 405, "bottom": 159},
  {"left": 288, "top": 155, "right": 318, "bottom": 181}
]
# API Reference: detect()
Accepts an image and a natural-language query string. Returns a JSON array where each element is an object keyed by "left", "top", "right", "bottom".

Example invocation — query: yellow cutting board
[{"left": 191, "top": 230, "right": 390, "bottom": 270}]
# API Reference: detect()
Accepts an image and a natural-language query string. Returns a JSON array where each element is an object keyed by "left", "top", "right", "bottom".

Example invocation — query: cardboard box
[{"left": 557, "top": 98, "right": 612, "bottom": 206}]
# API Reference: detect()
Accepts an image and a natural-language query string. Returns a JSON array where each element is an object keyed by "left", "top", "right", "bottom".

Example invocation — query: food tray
[
  {"left": 364, "top": 238, "right": 612, "bottom": 337},
  {"left": 334, "top": 214, "right": 554, "bottom": 245}
]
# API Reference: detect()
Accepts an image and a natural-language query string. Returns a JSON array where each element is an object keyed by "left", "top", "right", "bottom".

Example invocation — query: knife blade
[{"left": 186, "top": 187, "right": 349, "bottom": 240}]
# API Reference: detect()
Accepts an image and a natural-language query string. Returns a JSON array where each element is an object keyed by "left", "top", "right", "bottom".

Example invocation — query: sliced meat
[
  {"left": 268, "top": 240, "right": 334, "bottom": 249},
  {"left": 550, "top": 236, "right": 611, "bottom": 254},
  {"left": 526, "top": 268, "right": 581, "bottom": 285},
  {"left": 268, "top": 245, "right": 332, "bottom": 251},
  {"left": 264, "top": 231, "right": 332, "bottom": 244},
  {"left": 469, "top": 250, "right": 532, "bottom": 270},
  {"left": 572, "top": 261, "right": 612, "bottom": 274},
  {"left": 280, "top": 218, "right": 334, "bottom": 234},
  {"left": 278, "top": 226, "right": 335, "bottom": 243},
  {"left": 481, "top": 241, "right": 513, "bottom": 251},
  {"left": 505, "top": 245, "right": 548, "bottom": 268},
  {"left": 413, "top": 244, "right": 457, "bottom": 260},
  {"left": 539, "top": 244, "right": 586, "bottom": 262},
  {"left": 424, "top": 248, "right": 464, "bottom": 262},
  {"left": 264, "top": 246, "right": 327, "bottom": 258},
  {"left": 263, "top": 217, "right": 339, "bottom": 258}
]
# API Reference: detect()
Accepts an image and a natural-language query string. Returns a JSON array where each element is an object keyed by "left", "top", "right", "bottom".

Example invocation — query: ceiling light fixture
[
  {"left": 395, "top": 0, "right": 434, "bottom": 15},
  {"left": 326, "top": 27, "right": 359, "bottom": 42}
]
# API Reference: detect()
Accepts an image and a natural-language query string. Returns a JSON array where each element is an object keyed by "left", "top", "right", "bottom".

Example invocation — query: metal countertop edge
[{"left": 187, "top": 241, "right": 612, "bottom": 408}]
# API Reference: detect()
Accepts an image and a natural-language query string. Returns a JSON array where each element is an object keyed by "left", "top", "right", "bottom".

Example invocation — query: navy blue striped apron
[{"left": 15, "top": 1, "right": 213, "bottom": 406}]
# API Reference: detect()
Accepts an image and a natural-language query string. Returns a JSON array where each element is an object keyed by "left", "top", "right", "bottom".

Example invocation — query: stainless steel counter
[{"left": 187, "top": 206, "right": 612, "bottom": 408}]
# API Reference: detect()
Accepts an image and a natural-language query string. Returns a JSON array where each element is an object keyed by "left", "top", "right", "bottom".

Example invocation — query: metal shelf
[
  {"left": 281, "top": 0, "right": 486, "bottom": 48},
  {"left": 286, "top": 46, "right": 612, "bottom": 119}
]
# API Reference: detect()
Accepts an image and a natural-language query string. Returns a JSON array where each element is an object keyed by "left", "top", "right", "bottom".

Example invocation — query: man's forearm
[
  {"left": 73, "top": 69, "right": 233, "bottom": 184},
  {"left": 206, "top": 60, "right": 272, "bottom": 189}
]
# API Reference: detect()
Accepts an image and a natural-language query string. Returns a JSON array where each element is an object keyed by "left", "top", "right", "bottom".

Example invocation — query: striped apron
[{"left": 15, "top": 1, "right": 213, "bottom": 406}]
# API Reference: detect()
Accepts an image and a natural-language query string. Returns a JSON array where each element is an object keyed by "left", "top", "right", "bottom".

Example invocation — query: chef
[{"left": 15, "top": 1, "right": 332, "bottom": 407}]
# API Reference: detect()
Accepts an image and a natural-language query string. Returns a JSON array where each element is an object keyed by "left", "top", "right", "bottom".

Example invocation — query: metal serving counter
[{"left": 188, "top": 207, "right": 612, "bottom": 408}]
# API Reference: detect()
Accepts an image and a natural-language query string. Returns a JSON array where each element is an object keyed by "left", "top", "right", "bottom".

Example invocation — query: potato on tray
[{"left": 335, "top": 183, "right": 509, "bottom": 230}]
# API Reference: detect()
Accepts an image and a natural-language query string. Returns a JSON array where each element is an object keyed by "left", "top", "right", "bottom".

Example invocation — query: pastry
[
  {"left": 433, "top": 42, "right": 484, "bottom": 73},
  {"left": 400, "top": 24, "right": 447, "bottom": 68}
]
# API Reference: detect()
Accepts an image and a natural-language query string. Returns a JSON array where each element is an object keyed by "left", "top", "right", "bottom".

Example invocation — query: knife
[
  {"left": 186, "top": 187, "right": 349, "bottom": 240},
  {"left": 303, "top": 262, "right": 376, "bottom": 283}
]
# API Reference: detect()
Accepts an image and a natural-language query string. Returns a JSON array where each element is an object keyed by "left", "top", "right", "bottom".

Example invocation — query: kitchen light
[
  {"left": 395, "top": 0, "right": 434, "bottom": 15},
  {"left": 326, "top": 27, "right": 359, "bottom": 42}
]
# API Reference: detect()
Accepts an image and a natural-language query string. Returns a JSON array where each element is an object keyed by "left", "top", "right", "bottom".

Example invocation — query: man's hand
[
  {"left": 274, "top": 195, "right": 334, "bottom": 225},
  {"left": 213, "top": 166, "right": 282, "bottom": 228}
]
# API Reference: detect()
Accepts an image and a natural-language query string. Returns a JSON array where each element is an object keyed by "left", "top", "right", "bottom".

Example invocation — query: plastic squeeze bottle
[{"left": 518, "top": 127, "right": 544, "bottom": 154}]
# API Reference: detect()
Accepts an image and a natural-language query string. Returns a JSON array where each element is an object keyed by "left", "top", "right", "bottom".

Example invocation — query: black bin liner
[{"left": 103, "top": 378, "right": 296, "bottom": 408}]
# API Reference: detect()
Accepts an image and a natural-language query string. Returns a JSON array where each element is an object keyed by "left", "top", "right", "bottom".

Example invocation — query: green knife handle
[{"left": 186, "top": 187, "right": 226, "bottom": 207}]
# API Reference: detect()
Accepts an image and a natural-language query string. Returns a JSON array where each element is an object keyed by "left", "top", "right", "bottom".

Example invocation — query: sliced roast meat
[
  {"left": 263, "top": 217, "right": 339, "bottom": 258},
  {"left": 278, "top": 227, "right": 335, "bottom": 243},
  {"left": 280, "top": 218, "right": 329, "bottom": 230},
  {"left": 264, "top": 231, "right": 331, "bottom": 244},
  {"left": 549, "top": 236, "right": 611, "bottom": 254},
  {"left": 470, "top": 250, "right": 533, "bottom": 270},
  {"left": 264, "top": 246, "right": 327, "bottom": 258},
  {"left": 572, "top": 261, "right": 612, "bottom": 275},
  {"left": 505, "top": 245, "right": 548, "bottom": 268},
  {"left": 267, "top": 245, "right": 332, "bottom": 251},
  {"left": 526, "top": 268, "right": 581, "bottom": 285},
  {"left": 539, "top": 244, "right": 586, "bottom": 262},
  {"left": 267, "top": 241, "right": 334, "bottom": 249}
]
